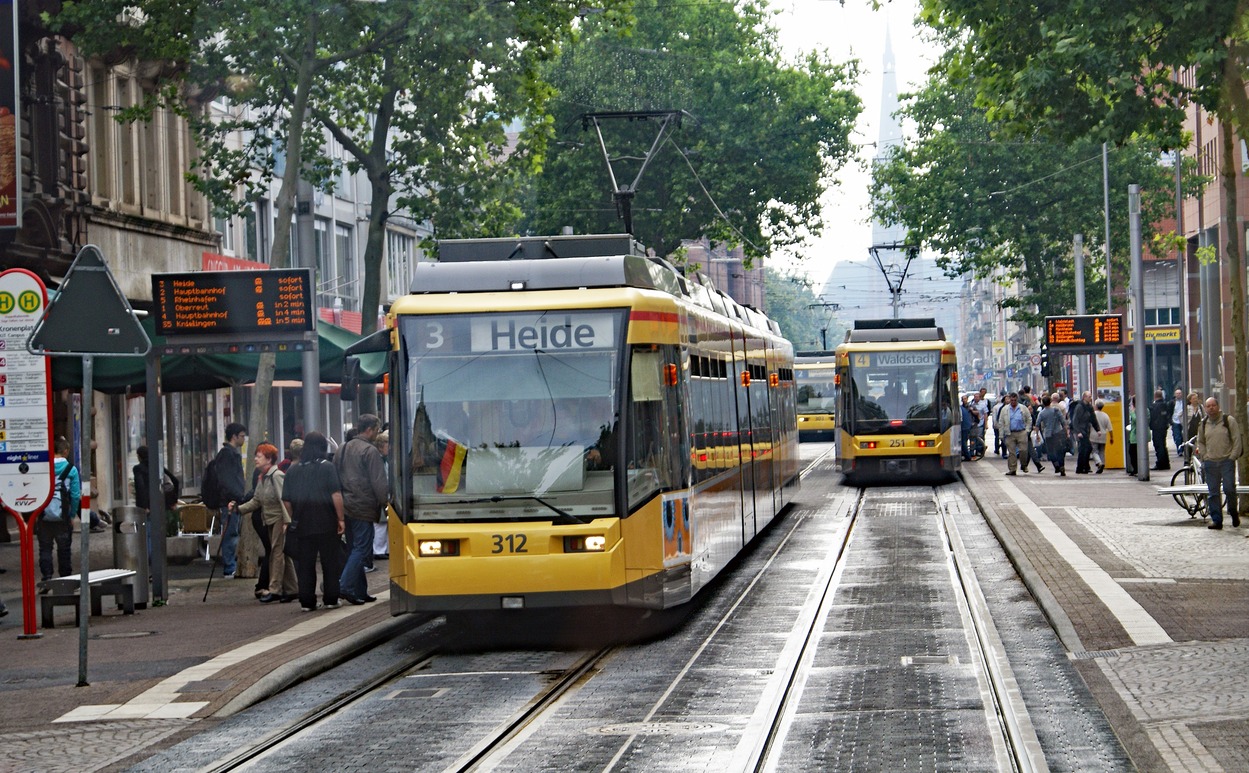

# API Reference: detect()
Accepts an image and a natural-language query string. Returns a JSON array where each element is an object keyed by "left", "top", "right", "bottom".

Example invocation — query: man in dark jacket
[
  {"left": 1148, "top": 389, "right": 1172, "bottom": 470},
  {"left": 210, "top": 423, "right": 248, "bottom": 577},
  {"left": 335, "top": 414, "right": 388, "bottom": 604},
  {"left": 1070, "top": 391, "right": 1097, "bottom": 474}
]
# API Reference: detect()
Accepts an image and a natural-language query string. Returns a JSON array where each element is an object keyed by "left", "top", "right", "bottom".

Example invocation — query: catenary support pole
[
  {"left": 1130, "top": 186, "right": 1149, "bottom": 481},
  {"left": 297, "top": 180, "right": 320, "bottom": 434},
  {"left": 145, "top": 351, "right": 167, "bottom": 603},
  {"left": 77, "top": 355, "right": 93, "bottom": 686},
  {"left": 1075, "top": 235, "right": 1088, "bottom": 392},
  {"left": 1103, "top": 144, "right": 1112, "bottom": 313}
]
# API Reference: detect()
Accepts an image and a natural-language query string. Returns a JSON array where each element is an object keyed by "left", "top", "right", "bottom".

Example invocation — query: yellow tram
[
  {"left": 795, "top": 351, "right": 837, "bottom": 441},
  {"left": 348, "top": 235, "right": 799, "bottom": 612},
  {"left": 834, "top": 319, "right": 960, "bottom": 482}
]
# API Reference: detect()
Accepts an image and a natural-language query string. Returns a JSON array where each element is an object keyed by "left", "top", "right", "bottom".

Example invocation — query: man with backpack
[
  {"left": 1195, "top": 396, "right": 1242, "bottom": 530},
  {"left": 203, "top": 423, "right": 247, "bottom": 578},
  {"left": 38, "top": 436, "right": 81, "bottom": 584}
]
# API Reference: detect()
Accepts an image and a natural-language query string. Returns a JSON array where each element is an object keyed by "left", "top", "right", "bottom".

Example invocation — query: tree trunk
[
  {"left": 314, "top": 67, "right": 400, "bottom": 418},
  {"left": 1219, "top": 116, "right": 1249, "bottom": 485},
  {"left": 239, "top": 25, "right": 321, "bottom": 580}
]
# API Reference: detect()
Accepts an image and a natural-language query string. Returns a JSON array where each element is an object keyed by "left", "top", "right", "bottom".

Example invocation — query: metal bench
[
  {"left": 40, "top": 569, "right": 137, "bottom": 628},
  {"left": 1156, "top": 485, "right": 1249, "bottom": 495}
]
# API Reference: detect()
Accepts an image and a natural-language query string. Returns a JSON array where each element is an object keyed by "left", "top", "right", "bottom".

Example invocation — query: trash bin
[{"left": 112, "top": 506, "right": 150, "bottom": 609}]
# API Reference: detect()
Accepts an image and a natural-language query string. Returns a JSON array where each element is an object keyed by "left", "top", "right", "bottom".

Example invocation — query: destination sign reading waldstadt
[
  {"left": 153, "top": 268, "right": 314, "bottom": 338},
  {"left": 1044, "top": 314, "right": 1124, "bottom": 351}
]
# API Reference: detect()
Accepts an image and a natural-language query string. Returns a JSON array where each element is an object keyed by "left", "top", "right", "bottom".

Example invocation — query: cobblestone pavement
[
  {"left": 962, "top": 455, "right": 1249, "bottom": 773},
  {"left": 1, "top": 447, "right": 1245, "bottom": 772}
]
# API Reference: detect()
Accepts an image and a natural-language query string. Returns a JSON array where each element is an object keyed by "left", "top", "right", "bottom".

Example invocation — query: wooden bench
[{"left": 40, "top": 569, "right": 137, "bottom": 628}]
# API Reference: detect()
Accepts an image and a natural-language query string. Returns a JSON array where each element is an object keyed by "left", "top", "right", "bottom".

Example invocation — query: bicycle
[{"left": 1170, "top": 438, "right": 1207, "bottom": 518}]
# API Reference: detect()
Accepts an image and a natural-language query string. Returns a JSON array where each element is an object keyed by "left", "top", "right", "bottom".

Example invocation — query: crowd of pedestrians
[
  {"left": 967, "top": 383, "right": 1242, "bottom": 535},
  {"left": 204, "top": 414, "right": 393, "bottom": 611}
]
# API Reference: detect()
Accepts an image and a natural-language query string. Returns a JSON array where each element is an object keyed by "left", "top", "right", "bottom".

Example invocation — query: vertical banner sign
[
  {"left": 0, "top": 0, "right": 19, "bottom": 229},
  {"left": 0, "top": 269, "right": 54, "bottom": 637},
  {"left": 1095, "top": 352, "right": 1125, "bottom": 470}
]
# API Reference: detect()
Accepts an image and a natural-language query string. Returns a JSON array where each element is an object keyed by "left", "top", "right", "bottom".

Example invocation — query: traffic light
[{"left": 1040, "top": 344, "right": 1051, "bottom": 378}]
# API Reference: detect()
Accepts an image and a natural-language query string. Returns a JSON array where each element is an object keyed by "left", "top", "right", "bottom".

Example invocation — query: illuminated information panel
[
  {"left": 1044, "top": 314, "right": 1124, "bottom": 352},
  {"left": 153, "top": 269, "right": 315, "bottom": 339}
]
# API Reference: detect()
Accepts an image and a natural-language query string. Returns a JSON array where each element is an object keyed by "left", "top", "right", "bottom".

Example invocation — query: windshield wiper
[{"left": 438, "top": 495, "right": 586, "bottom": 525}]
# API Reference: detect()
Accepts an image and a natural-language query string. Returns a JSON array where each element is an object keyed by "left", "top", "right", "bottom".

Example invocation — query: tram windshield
[
  {"left": 398, "top": 310, "right": 624, "bottom": 522},
  {"left": 796, "top": 365, "right": 837, "bottom": 415},
  {"left": 844, "top": 349, "right": 943, "bottom": 434}
]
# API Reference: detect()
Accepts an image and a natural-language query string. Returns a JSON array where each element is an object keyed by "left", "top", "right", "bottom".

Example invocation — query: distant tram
[
  {"left": 795, "top": 351, "right": 837, "bottom": 441},
  {"left": 346, "top": 234, "right": 800, "bottom": 613},
  {"left": 834, "top": 319, "right": 960, "bottom": 482}
]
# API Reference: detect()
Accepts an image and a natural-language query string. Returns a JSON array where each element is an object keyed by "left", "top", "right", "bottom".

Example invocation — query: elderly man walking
[
  {"left": 1195, "top": 397, "right": 1242, "bottom": 530},
  {"left": 336, "top": 414, "right": 389, "bottom": 603},
  {"left": 995, "top": 392, "right": 1033, "bottom": 476}
]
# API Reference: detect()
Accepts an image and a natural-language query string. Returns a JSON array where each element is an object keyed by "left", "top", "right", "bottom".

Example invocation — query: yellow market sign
[{"left": 1126, "top": 326, "right": 1181, "bottom": 343}]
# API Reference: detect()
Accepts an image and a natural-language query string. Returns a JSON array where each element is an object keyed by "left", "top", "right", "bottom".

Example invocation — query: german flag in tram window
[{"left": 437, "top": 438, "right": 467, "bottom": 493}]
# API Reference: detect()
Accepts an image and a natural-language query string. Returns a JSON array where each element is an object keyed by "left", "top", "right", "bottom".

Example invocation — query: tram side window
[
  {"left": 940, "top": 363, "right": 957, "bottom": 429},
  {"left": 690, "top": 354, "right": 727, "bottom": 483},
  {"left": 627, "top": 346, "right": 685, "bottom": 506}
]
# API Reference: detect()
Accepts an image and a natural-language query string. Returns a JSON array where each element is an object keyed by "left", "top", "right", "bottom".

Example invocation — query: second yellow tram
[
  {"left": 834, "top": 319, "right": 960, "bottom": 482},
  {"left": 796, "top": 351, "right": 837, "bottom": 441}
]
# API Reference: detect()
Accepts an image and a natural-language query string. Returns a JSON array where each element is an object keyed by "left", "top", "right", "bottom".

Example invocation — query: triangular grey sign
[{"left": 28, "top": 245, "right": 152, "bottom": 356}]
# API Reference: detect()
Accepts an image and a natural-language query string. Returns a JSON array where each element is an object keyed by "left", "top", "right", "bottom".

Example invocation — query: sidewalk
[
  {"left": 961, "top": 450, "right": 1249, "bottom": 773},
  {"left": 0, "top": 521, "right": 406, "bottom": 769}
]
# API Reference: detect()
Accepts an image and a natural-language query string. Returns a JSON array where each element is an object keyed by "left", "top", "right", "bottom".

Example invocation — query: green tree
[
  {"left": 917, "top": 0, "right": 1249, "bottom": 479},
  {"left": 51, "top": 1, "right": 623, "bottom": 416},
  {"left": 49, "top": 0, "right": 622, "bottom": 570},
  {"left": 870, "top": 58, "right": 1175, "bottom": 328},
  {"left": 764, "top": 271, "right": 842, "bottom": 351},
  {"left": 516, "top": 0, "right": 861, "bottom": 262}
]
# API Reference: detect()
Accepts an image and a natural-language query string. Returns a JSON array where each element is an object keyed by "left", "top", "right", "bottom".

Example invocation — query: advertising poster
[
  {"left": 1095, "top": 352, "right": 1125, "bottom": 469},
  {"left": 0, "top": 0, "right": 18, "bottom": 229}
]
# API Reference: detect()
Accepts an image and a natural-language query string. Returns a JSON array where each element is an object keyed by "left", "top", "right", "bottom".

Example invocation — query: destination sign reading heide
[
  {"left": 471, "top": 313, "right": 616, "bottom": 352},
  {"left": 1044, "top": 314, "right": 1124, "bottom": 351},
  {"left": 152, "top": 268, "right": 314, "bottom": 338}
]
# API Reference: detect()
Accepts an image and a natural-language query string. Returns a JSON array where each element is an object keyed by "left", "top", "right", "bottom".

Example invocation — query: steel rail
[
  {"left": 200, "top": 644, "right": 443, "bottom": 773},
  {"left": 935, "top": 486, "right": 1048, "bottom": 773}
]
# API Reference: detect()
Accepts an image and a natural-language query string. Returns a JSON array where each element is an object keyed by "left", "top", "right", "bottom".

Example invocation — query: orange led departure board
[
  {"left": 1044, "top": 314, "right": 1124, "bottom": 351},
  {"left": 152, "top": 269, "right": 315, "bottom": 338}
]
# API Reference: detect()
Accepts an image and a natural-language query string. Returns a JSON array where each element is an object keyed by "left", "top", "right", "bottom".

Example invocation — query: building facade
[{"left": 0, "top": 9, "right": 426, "bottom": 516}]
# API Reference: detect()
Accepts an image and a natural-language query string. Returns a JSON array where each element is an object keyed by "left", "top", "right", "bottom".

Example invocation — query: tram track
[
  {"left": 935, "top": 486, "right": 1047, "bottom": 773},
  {"left": 733, "top": 482, "right": 1046, "bottom": 773},
  {"left": 186, "top": 451, "right": 1057, "bottom": 773}
]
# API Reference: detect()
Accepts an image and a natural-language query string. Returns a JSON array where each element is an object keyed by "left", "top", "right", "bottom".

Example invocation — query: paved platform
[
  {"left": 962, "top": 452, "right": 1249, "bottom": 773},
  {"left": 0, "top": 449, "right": 1246, "bottom": 771}
]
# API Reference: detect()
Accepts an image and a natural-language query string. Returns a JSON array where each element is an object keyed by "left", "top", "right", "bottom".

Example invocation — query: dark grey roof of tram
[{"left": 845, "top": 317, "right": 946, "bottom": 343}]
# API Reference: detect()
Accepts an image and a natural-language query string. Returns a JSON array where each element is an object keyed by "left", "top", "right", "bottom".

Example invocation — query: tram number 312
[{"left": 491, "top": 534, "right": 529, "bottom": 554}]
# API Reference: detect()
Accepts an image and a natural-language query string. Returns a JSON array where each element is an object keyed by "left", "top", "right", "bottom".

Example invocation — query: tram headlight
[
  {"left": 418, "top": 539, "right": 460, "bottom": 557},
  {"left": 564, "top": 535, "right": 607, "bottom": 553}
]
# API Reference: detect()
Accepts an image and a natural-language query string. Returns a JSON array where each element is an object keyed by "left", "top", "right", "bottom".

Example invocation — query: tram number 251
[
  {"left": 888, "top": 439, "right": 905, "bottom": 448},
  {"left": 491, "top": 534, "right": 528, "bottom": 554}
]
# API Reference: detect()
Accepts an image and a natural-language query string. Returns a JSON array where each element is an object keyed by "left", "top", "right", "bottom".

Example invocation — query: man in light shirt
[{"left": 1170, "top": 388, "right": 1185, "bottom": 456}]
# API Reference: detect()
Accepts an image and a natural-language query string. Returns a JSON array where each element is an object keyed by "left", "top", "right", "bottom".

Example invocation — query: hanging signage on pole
[
  {"left": 26, "top": 245, "right": 150, "bottom": 680},
  {"left": 0, "top": 268, "right": 53, "bottom": 637}
]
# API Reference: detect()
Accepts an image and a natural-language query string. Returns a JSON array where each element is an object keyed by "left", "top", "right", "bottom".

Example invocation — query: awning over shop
[{"left": 50, "top": 319, "right": 387, "bottom": 393}]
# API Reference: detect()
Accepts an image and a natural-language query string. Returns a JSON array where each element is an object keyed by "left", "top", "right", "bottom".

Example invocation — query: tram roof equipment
[
  {"left": 415, "top": 235, "right": 782, "bottom": 336},
  {"left": 845, "top": 318, "right": 946, "bottom": 344}
]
